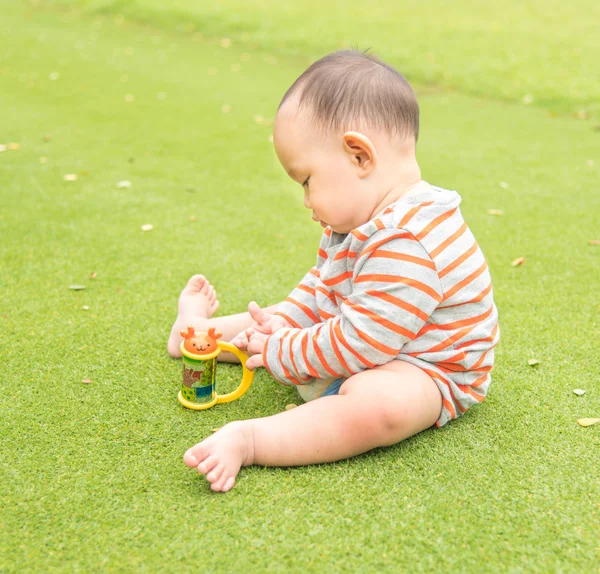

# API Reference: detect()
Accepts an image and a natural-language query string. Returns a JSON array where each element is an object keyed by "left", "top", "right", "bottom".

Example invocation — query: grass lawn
[{"left": 1, "top": 1, "right": 599, "bottom": 571}]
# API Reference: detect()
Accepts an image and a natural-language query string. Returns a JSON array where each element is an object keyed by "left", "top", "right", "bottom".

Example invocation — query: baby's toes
[
  {"left": 206, "top": 464, "right": 225, "bottom": 483},
  {"left": 184, "top": 443, "right": 207, "bottom": 468},
  {"left": 200, "top": 280, "right": 211, "bottom": 295},
  {"left": 210, "top": 299, "right": 220, "bottom": 314},
  {"left": 196, "top": 455, "right": 220, "bottom": 475},
  {"left": 211, "top": 472, "right": 235, "bottom": 492}
]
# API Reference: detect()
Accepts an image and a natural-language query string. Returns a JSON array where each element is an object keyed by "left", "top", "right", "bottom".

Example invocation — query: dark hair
[{"left": 278, "top": 48, "right": 419, "bottom": 144}]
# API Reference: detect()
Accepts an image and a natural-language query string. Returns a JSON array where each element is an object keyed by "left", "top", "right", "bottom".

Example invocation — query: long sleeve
[
  {"left": 273, "top": 266, "right": 321, "bottom": 329},
  {"left": 263, "top": 230, "right": 444, "bottom": 386}
]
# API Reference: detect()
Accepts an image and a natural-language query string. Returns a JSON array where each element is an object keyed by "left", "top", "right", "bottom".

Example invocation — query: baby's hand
[
  {"left": 247, "top": 301, "right": 293, "bottom": 335},
  {"left": 243, "top": 328, "right": 269, "bottom": 371}
]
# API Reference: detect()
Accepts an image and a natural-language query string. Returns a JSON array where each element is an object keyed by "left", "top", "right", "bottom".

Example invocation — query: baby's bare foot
[
  {"left": 184, "top": 421, "right": 255, "bottom": 492},
  {"left": 167, "top": 274, "right": 219, "bottom": 357}
]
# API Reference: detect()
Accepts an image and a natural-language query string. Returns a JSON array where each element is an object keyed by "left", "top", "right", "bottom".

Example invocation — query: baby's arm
[
  {"left": 272, "top": 266, "right": 322, "bottom": 329},
  {"left": 263, "top": 230, "right": 444, "bottom": 386}
]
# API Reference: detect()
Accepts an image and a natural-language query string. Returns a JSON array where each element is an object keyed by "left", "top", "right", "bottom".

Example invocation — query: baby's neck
[{"left": 368, "top": 158, "right": 422, "bottom": 220}]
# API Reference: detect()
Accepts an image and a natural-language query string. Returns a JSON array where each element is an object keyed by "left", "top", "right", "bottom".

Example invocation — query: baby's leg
[
  {"left": 167, "top": 274, "right": 281, "bottom": 362},
  {"left": 184, "top": 360, "right": 442, "bottom": 492}
]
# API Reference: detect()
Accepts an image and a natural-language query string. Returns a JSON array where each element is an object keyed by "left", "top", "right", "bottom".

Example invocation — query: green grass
[{"left": 1, "top": 1, "right": 599, "bottom": 572}]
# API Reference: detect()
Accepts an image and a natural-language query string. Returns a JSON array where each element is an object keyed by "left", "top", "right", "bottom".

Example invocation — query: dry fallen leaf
[
  {"left": 488, "top": 209, "right": 504, "bottom": 216},
  {"left": 8, "top": 143, "right": 21, "bottom": 150},
  {"left": 116, "top": 180, "right": 131, "bottom": 189},
  {"left": 573, "top": 389, "right": 586, "bottom": 396},
  {"left": 577, "top": 418, "right": 600, "bottom": 427},
  {"left": 63, "top": 174, "right": 78, "bottom": 181},
  {"left": 285, "top": 403, "right": 298, "bottom": 410},
  {"left": 81, "top": 379, "right": 92, "bottom": 384},
  {"left": 589, "top": 239, "right": 600, "bottom": 245},
  {"left": 89, "top": 271, "right": 97, "bottom": 279},
  {"left": 211, "top": 427, "right": 221, "bottom": 432},
  {"left": 189, "top": 215, "right": 197, "bottom": 222},
  {"left": 527, "top": 359, "right": 540, "bottom": 366},
  {"left": 82, "top": 305, "right": 89, "bottom": 310},
  {"left": 512, "top": 257, "right": 525, "bottom": 267},
  {"left": 141, "top": 224, "right": 153, "bottom": 232},
  {"left": 69, "top": 285, "right": 85, "bottom": 290}
]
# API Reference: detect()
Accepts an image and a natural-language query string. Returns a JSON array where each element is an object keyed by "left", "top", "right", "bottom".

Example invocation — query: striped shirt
[{"left": 264, "top": 180, "right": 500, "bottom": 427}]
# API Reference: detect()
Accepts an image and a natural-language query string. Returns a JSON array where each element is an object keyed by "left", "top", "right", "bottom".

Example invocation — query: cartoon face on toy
[{"left": 180, "top": 326, "right": 223, "bottom": 356}]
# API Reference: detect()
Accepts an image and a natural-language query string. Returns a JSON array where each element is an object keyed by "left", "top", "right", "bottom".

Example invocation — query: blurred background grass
[
  {"left": 1, "top": 1, "right": 599, "bottom": 572},
  {"left": 41, "top": 0, "right": 600, "bottom": 119}
]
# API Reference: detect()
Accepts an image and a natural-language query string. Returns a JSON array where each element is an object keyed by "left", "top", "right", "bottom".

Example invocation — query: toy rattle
[{"left": 178, "top": 326, "right": 254, "bottom": 410}]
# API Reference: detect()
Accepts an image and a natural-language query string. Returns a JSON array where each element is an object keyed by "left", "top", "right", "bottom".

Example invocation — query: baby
[{"left": 167, "top": 49, "right": 500, "bottom": 492}]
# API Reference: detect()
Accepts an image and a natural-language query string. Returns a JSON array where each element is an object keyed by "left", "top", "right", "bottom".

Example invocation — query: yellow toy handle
[{"left": 214, "top": 341, "right": 254, "bottom": 403}]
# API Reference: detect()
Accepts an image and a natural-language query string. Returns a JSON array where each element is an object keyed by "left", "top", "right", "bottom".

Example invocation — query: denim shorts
[{"left": 295, "top": 376, "right": 346, "bottom": 402}]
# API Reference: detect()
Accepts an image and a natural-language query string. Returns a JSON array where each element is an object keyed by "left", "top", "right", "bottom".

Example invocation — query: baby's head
[{"left": 273, "top": 49, "right": 421, "bottom": 234}]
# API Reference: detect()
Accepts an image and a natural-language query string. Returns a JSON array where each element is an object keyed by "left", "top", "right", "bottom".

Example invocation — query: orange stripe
[
  {"left": 418, "top": 304, "right": 494, "bottom": 334},
  {"left": 437, "top": 362, "right": 492, "bottom": 374},
  {"left": 374, "top": 218, "right": 385, "bottom": 230},
  {"left": 309, "top": 268, "right": 320, "bottom": 278},
  {"left": 318, "top": 248, "right": 328, "bottom": 260},
  {"left": 327, "top": 318, "right": 352, "bottom": 373},
  {"left": 318, "top": 307, "right": 336, "bottom": 320},
  {"left": 456, "top": 383, "right": 485, "bottom": 403},
  {"left": 397, "top": 201, "right": 434, "bottom": 228},
  {"left": 278, "top": 331, "right": 302, "bottom": 385},
  {"left": 324, "top": 227, "right": 332, "bottom": 237},
  {"left": 422, "top": 323, "right": 480, "bottom": 354},
  {"left": 333, "top": 320, "right": 375, "bottom": 368},
  {"left": 438, "top": 241, "right": 479, "bottom": 278},
  {"left": 322, "top": 270, "right": 353, "bottom": 287},
  {"left": 470, "top": 350, "right": 489, "bottom": 371},
  {"left": 442, "top": 261, "right": 488, "bottom": 301},
  {"left": 296, "top": 284, "right": 315, "bottom": 296},
  {"left": 471, "top": 372, "right": 489, "bottom": 388},
  {"left": 345, "top": 301, "right": 417, "bottom": 339},
  {"left": 365, "top": 290, "right": 430, "bottom": 322},
  {"left": 367, "top": 249, "right": 436, "bottom": 270},
  {"left": 355, "top": 274, "right": 442, "bottom": 302},
  {"left": 351, "top": 229, "right": 369, "bottom": 241},
  {"left": 357, "top": 233, "right": 412, "bottom": 259},
  {"left": 334, "top": 248, "right": 358, "bottom": 261},
  {"left": 353, "top": 325, "right": 400, "bottom": 355},
  {"left": 416, "top": 208, "right": 458, "bottom": 241},
  {"left": 285, "top": 296, "right": 320, "bottom": 324},
  {"left": 454, "top": 323, "right": 499, "bottom": 350},
  {"left": 315, "top": 285, "right": 337, "bottom": 306},
  {"left": 274, "top": 311, "right": 300, "bottom": 329},
  {"left": 311, "top": 326, "right": 340, "bottom": 377},
  {"left": 430, "top": 222, "right": 467, "bottom": 258},
  {"left": 421, "top": 367, "right": 463, "bottom": 415},
  {"left": 439, "top": 282, "right": 492, "bottom": 309},
  {"left": 288, "top": 331, "right": 314, "bottom": 383},
  {"left": 301, "top": 331, "right": 320, "bottom": 378},
  {"left": 428, "top": 370, "right": 467, "bottom": 414},
  {"left": 262, "top": 334, "right": 274, "bottom": 378}
]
